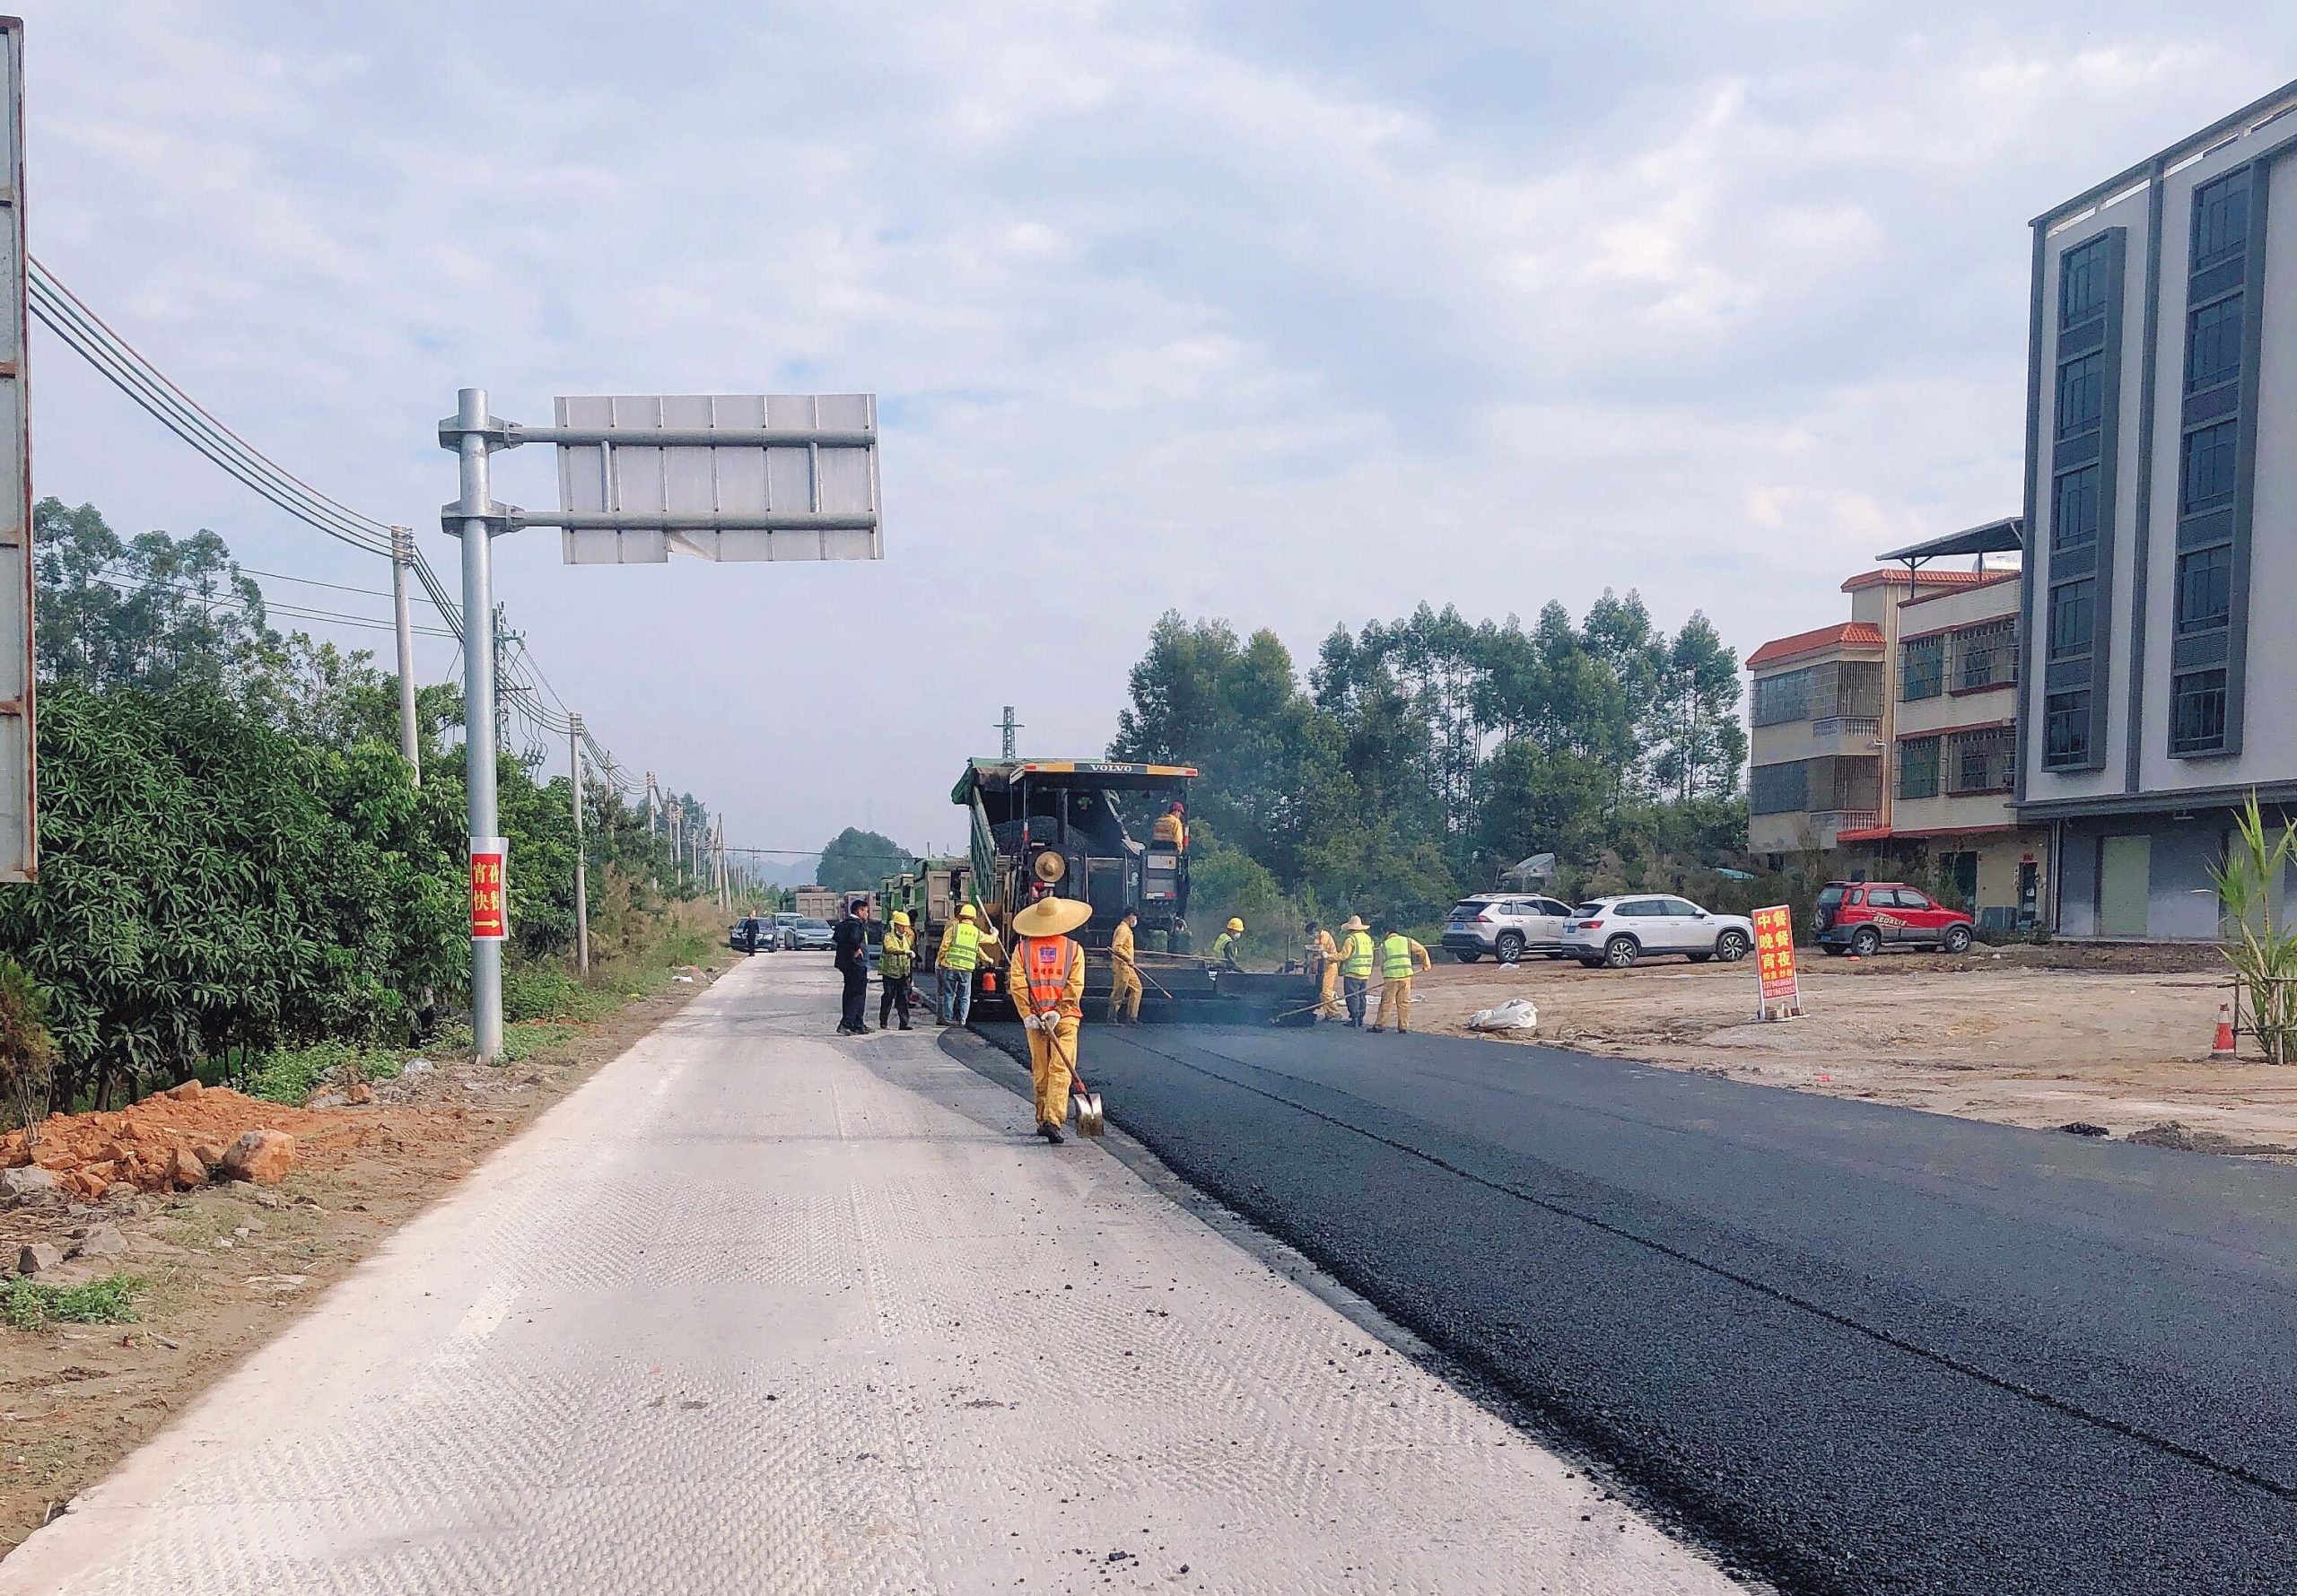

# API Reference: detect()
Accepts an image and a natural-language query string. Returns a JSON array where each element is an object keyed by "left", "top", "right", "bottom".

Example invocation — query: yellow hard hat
[
  {"left": 891, "top": 910, "right": 910, "bottom": 927},
  {"left": 1226, "top": 917, "right": 1245, "bottom": 933},
  {"left": 957, "top": 904, "right": 977, "bottom": 921}
]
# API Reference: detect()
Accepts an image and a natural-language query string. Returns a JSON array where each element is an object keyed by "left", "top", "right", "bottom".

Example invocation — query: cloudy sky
[{"left": 17, "top": 2, "right": 2297, "bottom": 857}]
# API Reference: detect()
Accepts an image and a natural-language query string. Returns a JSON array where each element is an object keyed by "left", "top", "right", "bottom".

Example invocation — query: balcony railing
[
  {"left": 1810, "top": 808, "right": 1882, "bottom": 835},
  {"left": 1811, "top": 716, "right": 1882, "bottom": 744}
]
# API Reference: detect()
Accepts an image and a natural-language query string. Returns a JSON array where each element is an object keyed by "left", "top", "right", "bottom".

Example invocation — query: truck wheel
[
  {"left": 1852, "top": 926, "right": 1882, "bottom": 958},
  {"left": 1603, "top": 936, "right": 1639, "bottom": 969},
  {"left": 1495, "top": 931, "right": 1525, "bottom": 963},
  {"left": 1715, "top": 929, "right": 1750, "bottom": 963},
  {"left": 1943, "top": 924, "right": 1973, "bottom": 955}
]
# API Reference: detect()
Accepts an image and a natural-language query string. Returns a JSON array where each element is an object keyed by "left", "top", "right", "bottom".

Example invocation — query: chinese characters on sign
[
  {"left": 469, "top": 838, "right": 508, "bottom": 942},
  {"left": 1751, "top": 904, "right": 1801, "bottom": 1020}
]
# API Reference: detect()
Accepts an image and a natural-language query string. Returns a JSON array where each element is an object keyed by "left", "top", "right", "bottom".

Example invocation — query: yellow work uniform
[
  {"left": 1152, "top": 814, "right": 1188, "bottom": 849},
  {"left": 1107, "top": 920, "right": 1143, "bottom": 1023},
  {"left": 1372, "top": 934, "right": 1432, "bottom": 1033},
  {"left": 1011, "top": 934, "right": 1087, "bottom": 1128},
  {"left": 1308, "top": 929, "right": 1341, "bottom": 1019}
]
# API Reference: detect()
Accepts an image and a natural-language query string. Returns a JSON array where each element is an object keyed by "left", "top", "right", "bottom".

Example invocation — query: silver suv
[{"left": 1440, "top": 893, "right": 1575, "bottom": 963}]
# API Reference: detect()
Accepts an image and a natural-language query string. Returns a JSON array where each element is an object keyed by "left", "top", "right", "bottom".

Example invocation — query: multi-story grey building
[{"left": 2018, "top": 79, "right": 2297, "bottom": 938}]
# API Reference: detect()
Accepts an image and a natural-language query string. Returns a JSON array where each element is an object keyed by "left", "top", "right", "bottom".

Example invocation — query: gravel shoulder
[{"left": 1404, "top": 944, "right": 2297, "bottom": 1156}]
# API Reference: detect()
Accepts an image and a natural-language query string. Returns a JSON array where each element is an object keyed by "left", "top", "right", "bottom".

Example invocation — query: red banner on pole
[
  {"left": 469, "top": 837, "right": 508, "bottom": 942},
  {"left": 1751, "top": 904, "right": 1800, "bottom": 1018}
]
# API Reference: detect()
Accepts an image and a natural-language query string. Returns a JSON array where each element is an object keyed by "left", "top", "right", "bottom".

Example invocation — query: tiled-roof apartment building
[{"left": 1748, "top": 523, "right": 2050, "bottom": 929}]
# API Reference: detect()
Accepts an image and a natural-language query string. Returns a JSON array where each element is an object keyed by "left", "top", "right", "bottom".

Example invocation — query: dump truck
[{"left": 938, "top": 758, "right": 1314, "bottom": 1023}]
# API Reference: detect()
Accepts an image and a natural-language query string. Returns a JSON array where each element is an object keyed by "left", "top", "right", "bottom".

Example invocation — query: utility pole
[
  {"left": 443, "top": 388, "right": 505, "bottom": 1063},
  {"left": 493, "top": 604, "right": 512, "bottom": 750},
  {"left": 389, "top": 526, "right": 421, "bottom": 785},
  {"left": 569, "top": 712, "right": 590, "bottom": 977},
  {"left": 644, "top": 771, "right": 659, "bottom": 892},
  {"left": 999, "top": 705, "right": 1022, "bottom": 760}
]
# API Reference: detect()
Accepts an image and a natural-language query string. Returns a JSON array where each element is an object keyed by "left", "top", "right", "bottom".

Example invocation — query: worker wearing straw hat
[
  {"left": 1009, "top": 893, "right": 1092, "bottom": 1143},
  {"left": 1336, "top": 915, "right": 1375, "bottom": 1029},
  {"left": 1305, "top": 920, "right": 1341, "bottom": 1023}
]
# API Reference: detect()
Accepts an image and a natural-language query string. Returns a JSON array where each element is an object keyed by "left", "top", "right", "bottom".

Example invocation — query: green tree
[
  {"left": 32, "top": 497, "right": 275, "bottom": 693},
  {"left": 818, "top": 826, "right": 910, "bottom": 890}
]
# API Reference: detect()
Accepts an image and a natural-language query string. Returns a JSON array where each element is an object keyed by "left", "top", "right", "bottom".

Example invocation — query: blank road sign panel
[{"left": 554, "top": 394, "right": 881, "bottom": 565}]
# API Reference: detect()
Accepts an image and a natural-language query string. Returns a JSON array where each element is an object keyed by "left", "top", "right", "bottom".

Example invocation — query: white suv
[
  {"left": 1441, "top": 894, "right": 1575, "bottom": 963},
  {"left": 1561, "top": 895, "right": 1755, "bottom": 969}
]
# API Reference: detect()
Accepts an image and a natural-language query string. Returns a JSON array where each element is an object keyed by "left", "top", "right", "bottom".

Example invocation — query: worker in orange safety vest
[{"left": 1009, "top": 893, "right": 1092, "bottom": 1142}]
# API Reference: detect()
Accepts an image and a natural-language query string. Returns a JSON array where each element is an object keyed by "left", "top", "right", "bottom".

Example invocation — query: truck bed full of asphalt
[{"left": 969, "top": 1019, "right": 2297, "bottom": 1596}]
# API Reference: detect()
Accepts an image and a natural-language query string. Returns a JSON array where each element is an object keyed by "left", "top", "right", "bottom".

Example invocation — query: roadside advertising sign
[
  {"left": 469, "top": 838, "right": 508, "bottom": 942},
  {"left": 1752, "top": 904, "right": 1801, "bottom": 1019}
]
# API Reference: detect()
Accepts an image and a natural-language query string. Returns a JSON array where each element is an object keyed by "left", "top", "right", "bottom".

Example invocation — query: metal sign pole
[
  {"left": 389, "top": 526, "right": 421, "bottom": 785},
  {"left": 570, "top": 711, "right": 590, "bottom": 976},
  {"left": 449, "top": 387, "right": 505, "bottom": 1061}
]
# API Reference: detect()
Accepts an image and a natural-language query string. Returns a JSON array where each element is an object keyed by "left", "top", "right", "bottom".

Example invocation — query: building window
[
  {"left": 1750, "top": 760, "right": 1809, "bottom": 815},
  {"left": 2044, "top": 691, "right": 2091, "bottom": 768},
  {"left": 2048, "top": 580, "right": 2094, "bottom": 659},
  {"left": 2174, "top": 545, "right": 2232, "bottom": 635},
  {"left": 1949, "top": 727, "right": 2016, "bottom": 795},
  {"left": 2055, "top": 351, "right": 2105, "bottom": 440},
  {"left": 1900, "top": 635, "right": 1944, "bottom": 701},
  {"left": 2180, "top": 419, "right": 2240, "bottom": 512},
  {"left": 1898, "top": 737, "right": 1940, "bottom": 800},
  {"left": 2170, "top": 668, "right": 2228, "bottom": 755},
  {"left": 2060, "top": 235, "right": 2111, "bottom": 327},
  {"left": 1751, "top": 668, "right": 1811, "bottom": 728},
  {"left": 2192, "top": 169, "right": 2252, "bottom": 274},
  {"left": 1954, "top": 618, "right": 2018, "bottom": 690},
  {"left": 2187, "top": 294, "right": 2243, "bottom": 393},
  {"left": 2052, "top": 465, "right": 2100, "bottom": 550}
]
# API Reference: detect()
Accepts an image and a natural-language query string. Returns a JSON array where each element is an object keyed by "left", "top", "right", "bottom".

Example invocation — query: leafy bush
[
  {"left": 0, "top": 954, "right": 57, "bottom": 1134},
  {"left": 4, "top": 1272, "right": 145, "bottom": 1330},
  {"left": 502, "top": 965, "right": 586, "bottom": 1023}
]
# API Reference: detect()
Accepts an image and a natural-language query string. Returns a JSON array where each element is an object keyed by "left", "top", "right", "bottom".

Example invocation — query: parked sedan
[
  {"left": 1441, "top": 893, "right": 1575, "bottom": 963},
  {"left": 1814, "top": 882, "right": 1975, "bottom": 956},
  {"left": 782, "top": 917, "right": 835, "bottom": 952},
  {"left": 1562, "top": 895, "right": 1755, "bottom": 969}
]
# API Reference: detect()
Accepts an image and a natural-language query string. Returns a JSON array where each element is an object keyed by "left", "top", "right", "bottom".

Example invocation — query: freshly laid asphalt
[{"left": 972, "top": 1016, "right": 2297, "bottom": 1596}]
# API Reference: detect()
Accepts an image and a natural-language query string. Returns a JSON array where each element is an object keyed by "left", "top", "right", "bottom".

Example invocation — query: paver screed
[{"left": 0, "top": 955, "right": 1747, "bottom": 1595}]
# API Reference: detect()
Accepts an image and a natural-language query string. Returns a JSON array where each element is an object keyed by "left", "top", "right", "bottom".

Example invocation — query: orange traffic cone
[{"left": 2211, "top": 1003, "right": 2237, "bottom": 1060}]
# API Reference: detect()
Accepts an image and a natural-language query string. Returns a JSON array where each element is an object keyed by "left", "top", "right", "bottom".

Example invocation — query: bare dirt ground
[
  {"left": 1407, "top": 942, "right": 2297, "bottom": 1157},
  {"left": 0, "top": 953, "right": 738, "bottom": 1558}
]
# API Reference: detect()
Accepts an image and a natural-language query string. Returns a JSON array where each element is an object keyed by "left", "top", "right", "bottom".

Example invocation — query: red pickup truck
[{"left": 1814, "top": 881, "right": 1976, "bottom": 956}]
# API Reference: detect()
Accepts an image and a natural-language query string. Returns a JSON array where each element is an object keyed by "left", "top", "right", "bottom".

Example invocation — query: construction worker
[
  {"left": 1009, "top": 893, "right": 1092, "bottom": 1143},
  {"left": 878, "top": 911, "right": 916, "bottom": 1032},
  {"left": 1305, "top": 919, "right": 1341, "bottom": 1022},
  {"left": 1210, "top": 917, "right": 1245, "bottom": 968},
  {"left": 833, "top": 897, "right": 873, "bottom": 1035},
  {"left": 1151, "top": 800, "right": 1189, "bottom": 850},
  {"left": 937, "top": 903, "right": 985, "bottom": 1026},
  {"left": 1369, "top": 919, "right": 1433, "bottom": 1033},
  {"left": 1336, "top": 915, "right": 1375, "bottom": 1028},
  {"left": 1108, "top": 906, "right": 1144, "bottom": 1025}
]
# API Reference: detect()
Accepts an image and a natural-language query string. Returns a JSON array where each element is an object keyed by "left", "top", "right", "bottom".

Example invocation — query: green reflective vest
[
  {"left": 1340, "top": 931, "right": 1375, "bottom": 977},
  {"left": 1381, "top": 934, "right": 1417, "bottom": 981},
  {"left": 881, "top": 930, "right": 913, "bottom": 981},
  {"left": 1210, "top": 931, "right": 1238, "bottom": 962},
  {"left": 940, "top": 920, "right": 983, "bottom": 971}
]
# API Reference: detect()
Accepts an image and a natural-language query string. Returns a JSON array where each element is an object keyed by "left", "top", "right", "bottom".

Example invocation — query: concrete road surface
[
  {"left": 0, "top": 956, "right": 1745, "bottom": 1596},
  {"left": 966, "top": 1017, "right": 2297, "bottom": 1596}
]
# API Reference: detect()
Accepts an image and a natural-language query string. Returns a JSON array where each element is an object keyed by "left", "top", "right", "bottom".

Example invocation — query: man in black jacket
[{"left": 833, "top": 897, "right": 873, "bottom": 1035}]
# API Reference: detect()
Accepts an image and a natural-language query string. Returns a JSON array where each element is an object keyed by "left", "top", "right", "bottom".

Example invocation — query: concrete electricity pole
[
  {"left": 390, "top": 527, "right": 421, "bottom": 785},
  {"left": 569, "top": 712, "right": 590, "bottom": 977}
]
